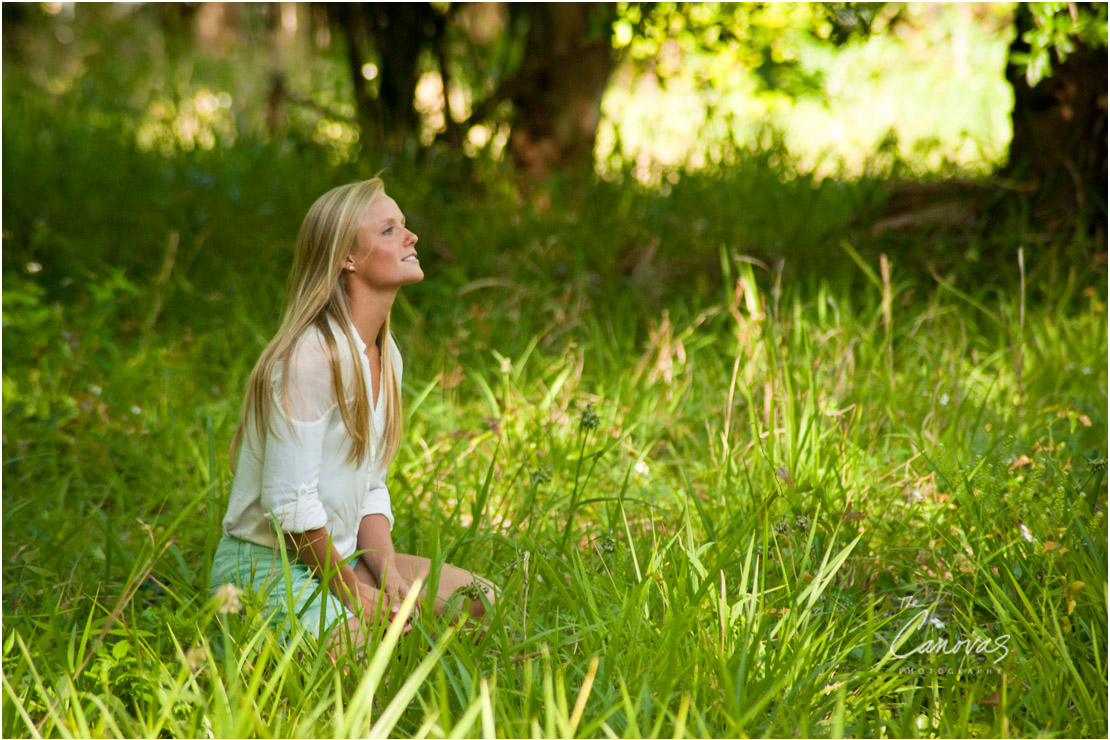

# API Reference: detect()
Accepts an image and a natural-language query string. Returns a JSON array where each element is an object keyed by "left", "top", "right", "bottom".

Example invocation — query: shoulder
[
  {"left": 288, "top": 324, "right": 345, "bottom": 365},
  {"left": 274, "top": 322, "right": 361, "bottom": 386},
  {"left": 270, "top": 321, "right": 373, "bottom": 418}
]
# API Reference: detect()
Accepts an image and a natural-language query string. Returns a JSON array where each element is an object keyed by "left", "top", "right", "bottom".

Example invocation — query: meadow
[{"left": 2, "top": 103, "right": 1107, "bottom": 737}]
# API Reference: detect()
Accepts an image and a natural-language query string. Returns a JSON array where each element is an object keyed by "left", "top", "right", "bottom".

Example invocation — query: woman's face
[{"left": 346, "top": 194, "right": 423, "bottom": 289}]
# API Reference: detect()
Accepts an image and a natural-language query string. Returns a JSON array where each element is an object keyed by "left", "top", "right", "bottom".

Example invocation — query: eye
[{"left": 383, "top": 227, "right": 394, "bottom": 235}]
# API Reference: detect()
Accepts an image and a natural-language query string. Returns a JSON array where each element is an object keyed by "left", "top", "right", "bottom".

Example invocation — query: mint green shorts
[{"left": 208, "top": 534, "right": 356, "bottom": 641}]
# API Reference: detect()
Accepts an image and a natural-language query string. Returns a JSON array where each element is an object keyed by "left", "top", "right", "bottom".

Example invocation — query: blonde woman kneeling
[{"left": 210, "top": 177, "right": 495, "bottom": 655}]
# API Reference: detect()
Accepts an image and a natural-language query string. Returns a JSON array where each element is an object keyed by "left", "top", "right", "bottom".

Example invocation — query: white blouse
[{"left": 221, "top": 317, "right": 398, "bottom": 561}]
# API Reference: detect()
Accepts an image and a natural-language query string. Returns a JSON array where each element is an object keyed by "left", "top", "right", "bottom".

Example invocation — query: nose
[{"left": 406, "top": 228, "right": 418, "bottom": 246}]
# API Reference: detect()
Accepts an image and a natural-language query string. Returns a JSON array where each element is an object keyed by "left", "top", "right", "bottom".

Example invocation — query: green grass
[{"left": 3, "top": 113, "right": 1107, "bottom": 737}]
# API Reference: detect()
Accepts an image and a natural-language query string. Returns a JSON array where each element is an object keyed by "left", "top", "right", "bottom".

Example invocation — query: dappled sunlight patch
[{"left": 135, "top": 88, "right": 237, "bottom": 156}]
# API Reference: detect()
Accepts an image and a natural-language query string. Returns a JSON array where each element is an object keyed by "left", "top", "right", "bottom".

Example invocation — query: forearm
[
  {"left": 283, "top": 526, "right": 361, "bottom": 610},
  {"left": 356, "top": 514, "right": 396, "bottom": 580}
]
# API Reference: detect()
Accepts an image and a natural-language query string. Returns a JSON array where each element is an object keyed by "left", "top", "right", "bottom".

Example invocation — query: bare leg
[{"left": 353, "top": 555, "right": 497, "bottom": 621}]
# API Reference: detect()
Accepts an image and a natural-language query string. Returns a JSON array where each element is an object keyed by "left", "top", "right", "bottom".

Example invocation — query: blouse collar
[
  {"left": 349, "top": 321, "right": 368, "bottom": 354},
  {"left": 324, "top": 315, "right": 368, "bottom": 354}
]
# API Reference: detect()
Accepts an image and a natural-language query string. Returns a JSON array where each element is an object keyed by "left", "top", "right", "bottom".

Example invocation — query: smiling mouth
[{"left": 401, "top": 256, "right": 418, "bottom": 262}]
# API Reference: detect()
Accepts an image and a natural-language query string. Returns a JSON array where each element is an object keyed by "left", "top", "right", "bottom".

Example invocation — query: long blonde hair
[{"left": 229, "top": 177, "right": 403, "bottom": 470}]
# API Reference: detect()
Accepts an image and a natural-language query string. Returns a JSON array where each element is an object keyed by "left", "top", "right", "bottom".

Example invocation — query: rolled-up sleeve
[
  {"left": 361, "top": 472, "right": 394, "bottom": 530},
  {"left": 261, "top": 335, "right": 336, "bottom": 534},
  {"left": 261, "top": 416, "right": 331, "bottom": 533}
]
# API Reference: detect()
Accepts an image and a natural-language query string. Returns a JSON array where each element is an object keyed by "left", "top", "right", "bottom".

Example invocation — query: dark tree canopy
[{"left": 1004, "top": 2, "right": 1107, "bottom": 230}]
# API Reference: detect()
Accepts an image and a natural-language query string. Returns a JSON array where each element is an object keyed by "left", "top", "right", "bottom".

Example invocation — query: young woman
[{"left": 210, "top": 177, "right": 494, "bottom": 653}]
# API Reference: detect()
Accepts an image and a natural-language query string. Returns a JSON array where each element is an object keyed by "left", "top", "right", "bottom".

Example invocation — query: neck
[{"left": 347, "top": 284, "right": 398, "bottom": 350}]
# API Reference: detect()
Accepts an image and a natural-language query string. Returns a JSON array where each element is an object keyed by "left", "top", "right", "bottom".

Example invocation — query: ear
[{"left": 343, "top": 255, "right": 356, "bottom": 272}]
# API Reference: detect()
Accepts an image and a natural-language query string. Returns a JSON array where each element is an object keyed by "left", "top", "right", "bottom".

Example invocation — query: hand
[
  {"left": 377, "top": 560, "right": 420, "bottom": 623},
  {"left": 354, "top": 581, "right": 412, "bottom": 634}
]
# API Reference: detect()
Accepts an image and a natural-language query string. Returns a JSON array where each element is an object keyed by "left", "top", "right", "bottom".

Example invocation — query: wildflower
[
  {"left": 185, "top": 644, "right": 207, "bottom": 672},
  {"left": 598, "top": 535, "right": 618, "bottom": 554},
  {"left": 634, "top": 460, "right": 649, "bottom": 476},
  {"left": 1018, "top": 523, "right": 1034, "bottom": 542},
  {"left": 130, "top": 405, "right": 142, "bottom": 415},
  {"left": 939, "top": 394, "right": 949, "bottom": 406},
  {"left": 928, "top": 615, "right": 946, "bottom": 629},
  {"left": 530, "top": 467, "right": 552, "bottom": 486},
  {"left": 461, "top": 582, "right": 489, "bottom": 601},
  {"left": 580, "top": 403, "right": 600, "bottom": 431},
  {"left": 773, "top": 518, "right": 789, "bottom": 535},
  {"left": 215, "top": 583, "right": 243, "bottom": 614},
  {"left": 793, "top": 514, "right": 812, "bottom": 531}
]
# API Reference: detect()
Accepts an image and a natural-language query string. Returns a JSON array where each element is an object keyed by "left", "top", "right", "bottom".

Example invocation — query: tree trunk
[
  {"left": 326, "top": 3, "right": 437, "bottom": 156},
  {"left": 1004, "top": 4, "right": 1108, "bottom": 231},
  {"left": 325, "top": 4, "right": 379, "bottom": 153},
  {"left": 362, "top": 3, "right": 437, "bottom": 153},
  {"left": 506, "top": 3, "right": 618, "bottom": 181}
]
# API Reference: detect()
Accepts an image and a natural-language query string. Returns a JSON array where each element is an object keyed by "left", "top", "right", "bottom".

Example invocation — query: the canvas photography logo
[{"left": 886, "top": 594, "right": 1010, "bottom": 676}]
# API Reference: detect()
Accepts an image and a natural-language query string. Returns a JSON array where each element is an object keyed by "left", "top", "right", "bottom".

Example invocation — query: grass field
[{"left": 2, "top": 106, "right": 1107, "bottom": 737}]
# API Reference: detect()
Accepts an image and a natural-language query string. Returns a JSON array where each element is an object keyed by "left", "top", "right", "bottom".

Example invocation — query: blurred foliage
[
  {"left": 599, "top": 2, "right": 1014, "bottom": 180},
  {"left": 1012, "top": 1, "right": 1109, "bottom": 86},
  {"left": 2, "top": 2, "right": 1024, "bottom": 181},
  {"left": 2, "top": 3, "right": 361, "bottom": 163},
  {"left": 612, "top": 2, "right": 864, "bottom": 100}
]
